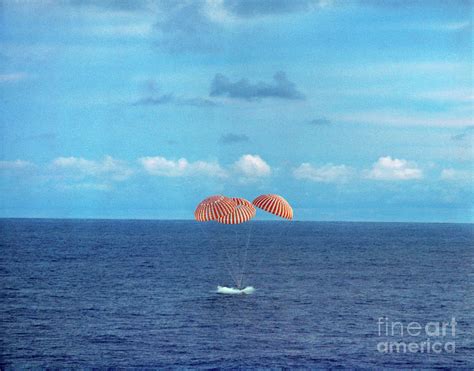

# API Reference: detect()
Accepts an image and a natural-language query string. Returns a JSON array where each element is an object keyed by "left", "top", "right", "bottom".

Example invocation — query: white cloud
[
  {"left": 140, "top": 154, "right": 271, "bottom": 180},
  {"left": 0, "top": 73, "right": 28, "bottom": 83},
  {"left": 234, "top": 154, "right": 271, "bottom": 178},
  {"left": 0, "top": 159, "right": 33, "bottom": 169},
  {"left": 139, "top": 156, "right": 227, "bottom": 177},
  {"left": 52, "top": 155, "right": 133, "bottom": 181},
  {"left": 440, "top": 168, "right": 472, "bottom": 182},
  {"left": 365, "top": 156, "right": 423, "bottom": 181},
  {"left": 294, "top": 163, "right": 352, "bottom": 183}
]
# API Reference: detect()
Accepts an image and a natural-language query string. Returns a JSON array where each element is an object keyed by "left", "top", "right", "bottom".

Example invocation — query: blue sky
[{"left": 0, "top": 0, "right": 472, "bottom": 222}]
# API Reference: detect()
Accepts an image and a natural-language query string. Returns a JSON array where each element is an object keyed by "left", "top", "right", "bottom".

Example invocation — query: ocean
[{"left": 1, "top": 219, "right": 473, "bottom": 368}]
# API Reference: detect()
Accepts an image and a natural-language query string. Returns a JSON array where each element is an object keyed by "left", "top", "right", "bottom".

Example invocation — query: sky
[{"left": 0, "top": 0, "right": 472, "bottom": 222}]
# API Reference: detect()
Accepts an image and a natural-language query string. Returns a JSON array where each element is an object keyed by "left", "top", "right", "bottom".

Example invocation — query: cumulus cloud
[
  {"left": 140, "top": 154, "right": 271, "bottom": 180},
  {"left": 440, "top": 168, "right": 472, "bottom": 182},
  {"left": 51, "top": 155, "right": 133, "bottom": 181},
  {"left": 139, "top": 156, "right": 227, "bottom": 177},
  {"left": 234, "top": 154, "right": 271, "bottom": 178},
  {"left": 294, "top": 163, "right": 352, "bottom": 182},
  {"left": 365, "top": 156, "right": 423, "bottom": 180},
  {"left": 1, "top": 154, "right": 275, "bottom": 191},
  {"left": 220, "top": 133, "right": 249, "bottom": 144},
  {"left": 210, "top": 71, "right": 305, "bottom": 101}
]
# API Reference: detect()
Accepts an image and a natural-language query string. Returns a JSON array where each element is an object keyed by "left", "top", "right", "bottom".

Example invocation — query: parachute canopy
[
  {"left": 217, "top": 197, "right": 256, "bottom": 225},
  {"left": 252, "top": 194, "right": 293, "bottom": 220},
  {"left": 194, "top": 195, "right": 236, "bottom": 222},
  {"left": 195, "top": 193, "right": 293, "bottom": 223}
]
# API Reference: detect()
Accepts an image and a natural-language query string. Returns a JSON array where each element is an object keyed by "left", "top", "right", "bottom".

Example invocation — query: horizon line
[{"left": 0, "top": 217, "right": 472, "bottom": 225}]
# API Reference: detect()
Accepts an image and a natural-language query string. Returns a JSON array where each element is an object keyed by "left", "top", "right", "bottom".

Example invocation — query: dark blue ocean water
[{"left": 1, "top": 219, "right": 473, "bottom": 368}]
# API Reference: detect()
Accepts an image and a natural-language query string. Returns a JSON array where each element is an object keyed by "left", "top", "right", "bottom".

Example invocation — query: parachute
[
  {"left": 252, "top": 194, "right": 293, "bottom": 220},
  {"left": 194, "top": 194, "right": 293, "bottom": 223},
  {"left": 194, "top": 193, "right": 293, "bottom": 292},
  {"left": 194, "top": 195, "right": 237, "bottom": 222},
  {"left": 217, "top": 197, "right": 256, "bottom": 225}
]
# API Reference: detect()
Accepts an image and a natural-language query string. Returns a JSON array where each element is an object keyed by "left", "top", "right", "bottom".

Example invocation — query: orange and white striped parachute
[
  {"left": 194, "top": 195, "right": 236, "bottom": 222},
  {"left": 252, "top": 194, "right": 293, "bottom": 220},
  {"left": 217, "top": 197, "right": 256, "bottom": 225}
]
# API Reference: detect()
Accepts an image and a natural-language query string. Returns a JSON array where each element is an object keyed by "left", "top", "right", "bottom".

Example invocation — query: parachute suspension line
[
  {"left": 232, "top": 228, "right": 242, "bottom": 284},
  {"left": 214, "top": 226, "right": 241, "bottom": 288},
  {"left": 195, "top": 194, "right": 293, "bottom": 289},
  {"left": 223, "top": 250, "right": 240, "bottom": 288},
  {"left": 238, "top": 221, "right": 253, "bottom": 289},
  {"left": 198, "top": 222, "right": 240, "bottom": 287},
  {"left": 222, "top": 234, "right": 240, "bottom": 287},
  {"left": 221, "top": 226, "right": 241, "bottom": 286}
]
